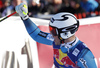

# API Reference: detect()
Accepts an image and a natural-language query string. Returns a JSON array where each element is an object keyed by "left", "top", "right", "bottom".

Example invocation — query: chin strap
[
  {"left": 59, "top": 36, "right": 65, "bottom": 44},
  {"left": 60, "top": 40, "right": 64, "bottom": 44}
]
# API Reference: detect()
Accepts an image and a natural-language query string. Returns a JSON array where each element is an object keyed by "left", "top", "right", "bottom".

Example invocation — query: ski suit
[{"left": 22, "top": 18, "right": 97, "bottom": 68}]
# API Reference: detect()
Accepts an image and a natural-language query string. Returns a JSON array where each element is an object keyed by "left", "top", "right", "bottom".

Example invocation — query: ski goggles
[
  {"left": 49, "top": 25, "right": 77, "bottom": 36},
  {"left": 49, "top": 25, "right": 57, "bottom": 36}
]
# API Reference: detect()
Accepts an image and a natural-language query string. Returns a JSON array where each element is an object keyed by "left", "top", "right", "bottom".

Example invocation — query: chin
[{"left": 54, "top": 42, "right": 61, "bottom": 45}]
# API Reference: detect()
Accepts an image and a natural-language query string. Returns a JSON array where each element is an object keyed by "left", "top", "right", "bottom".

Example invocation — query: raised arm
[{"left": 15, "top": 3, "right": 53, "bottom": 45}]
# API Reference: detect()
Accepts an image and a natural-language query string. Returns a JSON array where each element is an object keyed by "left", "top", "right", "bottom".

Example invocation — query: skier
[{"left": 15, "top": 3, "right": 97, "bottom": 68}]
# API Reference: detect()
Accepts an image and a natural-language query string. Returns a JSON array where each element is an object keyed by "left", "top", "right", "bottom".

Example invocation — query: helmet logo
[
  {"left": 50, "top": 14, "right": 69, "bottom": 23},
  {"left": 50, "top": 18, "right": 55, "bottom": 23}
]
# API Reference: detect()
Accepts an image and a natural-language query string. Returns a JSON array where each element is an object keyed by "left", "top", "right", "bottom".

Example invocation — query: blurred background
[
  {"left": 0, "top": 0, "right": 100, "bottom": 19},
  {"left": 0, "top": 0, "right": 100, "bottom": 68}
]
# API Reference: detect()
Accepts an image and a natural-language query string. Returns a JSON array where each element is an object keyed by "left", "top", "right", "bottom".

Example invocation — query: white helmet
[{"left": 49, "top": 12, "right": 79, "bottom": 41}]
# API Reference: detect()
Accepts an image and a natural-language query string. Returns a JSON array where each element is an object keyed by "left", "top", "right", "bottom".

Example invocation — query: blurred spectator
[
  {"left": 95, "top": 0, "right": 100, "bottom": 11},
  {"left": 0, "top": 0, "right": 3, "bottom": 17},
  {"left": 0, "top": 0, "right": 3, "bottom": 10},
  {"left": 0, "top": 0, "right": 9, "bottom": 17},
  {"left": 0, "top": 0, "right": 2, "bottom": 8},
  {"left": 42, "top": 0, "right": 62, "bottom": 14},
  {"left": 1, "top": 0, "right": 100, "bottom": 18},
  {"left": 69, "top": 0, "right": 85, "bottom": 14},
  {"left": 80, "top": 0, "right": 99, "bottom": 13},
  {"left": 95, "top": 0, "right": 99, "bottom": 2},
  {"left": 58, "top": 0, "right": 85, "bottom": 14},
  {"left": 75, "top": 0, "right": 81, "bottom": 3},
  {"left": 1, "top": 0, "right": 21, "bottom": 17},
  {"left": 57, "top": 0, "right": 71, "bottom": 13},
  {"left": 28, "top": 0, "right": 45, "bottom": 17}
]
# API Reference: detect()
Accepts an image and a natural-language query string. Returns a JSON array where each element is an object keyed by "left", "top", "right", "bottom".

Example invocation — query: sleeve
[
  {"left": 22, "top": 18, "right": 54, "bottom": 45},
  {"left": 77, "top": 49, "right": 97, "bottom": 68}
]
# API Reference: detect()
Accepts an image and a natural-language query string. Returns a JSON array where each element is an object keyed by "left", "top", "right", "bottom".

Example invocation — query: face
[
  {"left": 49, "top": 25, "right": 61, "bottom": 45},
  {"left": 52, "top": 35, "right": 61, "bottom": 45}
]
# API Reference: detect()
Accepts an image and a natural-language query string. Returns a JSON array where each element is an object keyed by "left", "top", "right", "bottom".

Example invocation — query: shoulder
[
  {"left": 77, "top": 43, "right": 97, "bottom": 68},
  {"left": 76, "top": 41, "right": 89, "bottom": 50},
  {"left": 78, "top": 41, "right": 93, "bottom": 58}
]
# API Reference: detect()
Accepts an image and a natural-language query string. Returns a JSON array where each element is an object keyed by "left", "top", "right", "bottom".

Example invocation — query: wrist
[{"left": 20, "top": 15, "right": 29, "bottom": 20}]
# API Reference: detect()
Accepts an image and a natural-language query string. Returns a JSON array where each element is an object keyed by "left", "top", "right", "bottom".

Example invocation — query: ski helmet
[{"left": 49, "top": 12, "right": 79, "bottom": 41}]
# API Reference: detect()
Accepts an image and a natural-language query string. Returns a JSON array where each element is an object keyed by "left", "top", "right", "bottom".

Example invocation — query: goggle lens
[{"left": 49, "top": 26, "right": 57, "bottom": 36}]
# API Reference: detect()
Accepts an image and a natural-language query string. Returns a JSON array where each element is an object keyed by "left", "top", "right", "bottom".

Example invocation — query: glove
[{"left": 15, "top": 3, "right": 29, "bottom": 20}]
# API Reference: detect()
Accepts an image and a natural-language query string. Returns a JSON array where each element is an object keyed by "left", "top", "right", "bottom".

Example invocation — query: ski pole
[{"left": 0, "top": 12, "right": 16, "bottom": 22}]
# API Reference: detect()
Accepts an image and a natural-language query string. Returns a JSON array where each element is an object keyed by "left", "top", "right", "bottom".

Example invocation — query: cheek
[
  {"left": 54, "top": 36, "right": 60, "bottom": 42},
  {"left": 54, "top": 39, "right": 61, "bottom": 45},
  {"left": 53, "top": 36, "right": 58, "bottom": 40}
]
